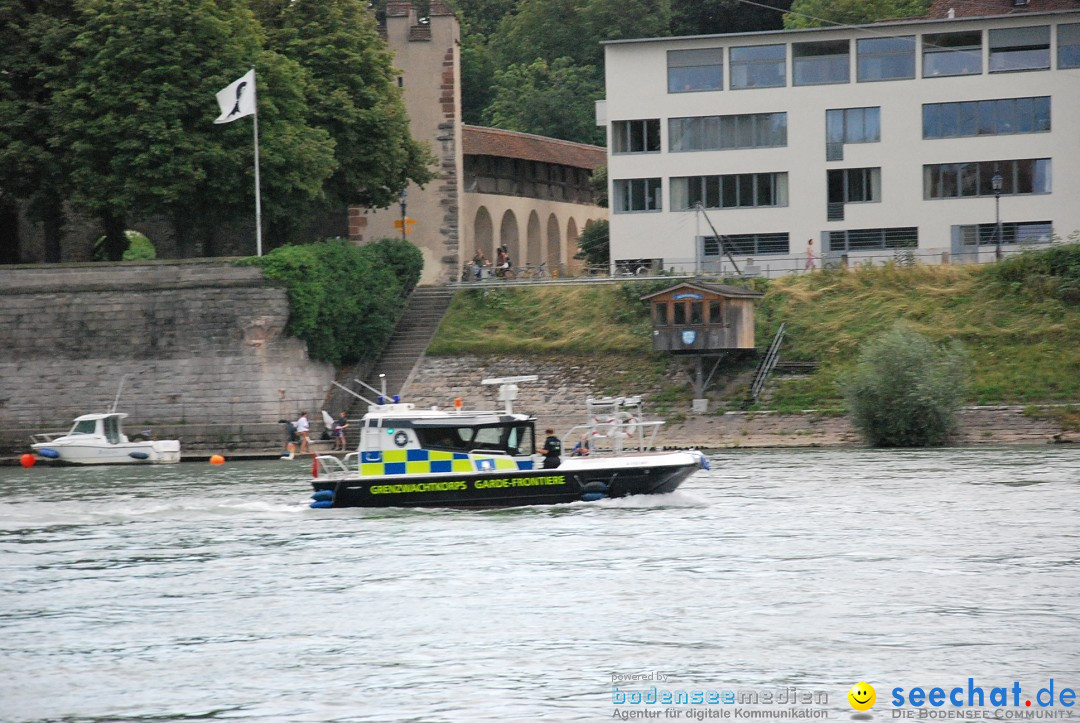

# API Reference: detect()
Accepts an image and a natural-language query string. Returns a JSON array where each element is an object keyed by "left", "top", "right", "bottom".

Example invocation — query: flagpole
[{"left": 251, "top": 68, "right": 263, "bottom": 257}]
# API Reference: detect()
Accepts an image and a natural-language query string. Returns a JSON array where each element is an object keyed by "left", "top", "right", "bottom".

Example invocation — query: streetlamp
[
  {"left": 992, "top": 165, "right": 1003, "bottom": 261},
  {"left": 398, "top": 188, "right": 408, "bottom": 241}
]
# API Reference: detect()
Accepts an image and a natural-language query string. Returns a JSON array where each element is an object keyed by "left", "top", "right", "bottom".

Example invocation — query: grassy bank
[{"left": 429, "top": 248, "right": 1080, "bottom": 412}]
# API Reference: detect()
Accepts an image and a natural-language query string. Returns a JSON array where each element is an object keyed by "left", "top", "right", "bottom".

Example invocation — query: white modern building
[{"left": 600, "top": 3, "right": 1080, "bottom": 277}]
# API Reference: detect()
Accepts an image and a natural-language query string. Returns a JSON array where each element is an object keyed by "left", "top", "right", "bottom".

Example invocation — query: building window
[
  {"left": 924, "top": 159, "right": 1051, "bottom": 199},
  {"left": 923, "top": 97, "right": 1050, "bottom": 139},
  {"left": 704, "top": 233, "right": 790, "bottom": 256},
  {"left": 654, "top": 302, "right": 668, "bottom": 325},
  {"left": 612, "top": 119, "right": 661, "bottom": 153},
  {"left": 826, "top": 107, "right": 880, "bottom": 145},
  {"left": 671, "top": 173, "right": 788, "bottom": 211},
  {"left": 668, "top": 48, "right": 724, "bottom": 93},
  {"left": 668, "top": 113, "right": 787, "bottom": 152},
  {"left": 793, "top": 40, "right": 850, "bottom": 85},
  {"left": 989, "top": 26, "right": 1050, "bottom": 72},
  {"left": 613, "top": 178, "right": 662, "bottom": 212},
  {"left": 956, "top": 221, "right": 1052, "bottom": 247},
  {"left": 923, "top": 31, "right": 982, "bottom": 77},
  {"left": 857, "top": 36, "right": 915, "bottom": 81},
  {"left": 828, "top": 168, "right": 881, "bottom": 204},
  {"left": 730, "top": 44, "right": 786, "bottom": 89},
  {"left": 825, "top": 227, "right": 918, "bottom": 252},
  {"left": 708, "top": 300, "right": 723, "bottom": 323},
  {"left": 1060, "top": 23, "right": 1080, "bottom": 68}
]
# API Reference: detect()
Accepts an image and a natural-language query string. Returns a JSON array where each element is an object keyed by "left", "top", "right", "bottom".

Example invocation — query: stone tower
[{"left": 349, "top": 1, "right": 462, "bottom": 286}]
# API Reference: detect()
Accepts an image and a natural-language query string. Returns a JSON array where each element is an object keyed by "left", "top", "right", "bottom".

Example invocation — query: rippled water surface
[{"left": 1, "top": 447, "right": 1078, "bottom": 722}]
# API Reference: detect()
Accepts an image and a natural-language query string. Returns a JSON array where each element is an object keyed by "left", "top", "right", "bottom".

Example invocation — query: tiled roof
[
  {"left": 927, "top": 0, "right": 1080, "bottom": 18},
  {"left": 462, "top": 125, "right": 606, "bottom": 170}
]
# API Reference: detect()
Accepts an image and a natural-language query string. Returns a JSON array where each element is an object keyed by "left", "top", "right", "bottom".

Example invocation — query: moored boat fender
[
  {"left": 38, "top": 448, "right": 60, "bottom": 459},
  {"left": 129, "top": 451, "right": 150, "bottom": 460},
  {"left": 696, "top": 452, "right": 710, "bottom": 470},
  {"left": 580, "top": 480, "right": 609, "bottom": 502},
  {"left": 310, "top": 489, "right": 334, "bottom": 508}
]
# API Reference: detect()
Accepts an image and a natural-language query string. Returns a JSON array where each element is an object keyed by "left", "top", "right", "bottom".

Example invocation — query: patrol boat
[{"left": 307, "top": 376, "right": 708, "bottom": 509}]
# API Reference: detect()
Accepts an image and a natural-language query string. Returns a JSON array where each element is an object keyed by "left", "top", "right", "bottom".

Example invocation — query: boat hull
[
  {"left": 311, "top": 452, "right": 704, "bottom": 508},
  {"left": 31, "top": 440, "right": 181, "bottom": 465}
]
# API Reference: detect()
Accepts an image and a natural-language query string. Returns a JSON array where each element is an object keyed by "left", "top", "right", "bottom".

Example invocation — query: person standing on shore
[
  {"left": 805, "top": 238, "right": 816, "bottom": 271},
  {"left": 333, "top": 411, "right": 350, "bottom": 451},
  {"left": 296, "top": 411, "right": 310, "bottom": 454}
]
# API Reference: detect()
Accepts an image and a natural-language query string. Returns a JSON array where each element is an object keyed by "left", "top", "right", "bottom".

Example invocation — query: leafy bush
[
  {"left": 364, "top": 237, "right": 424, "bottom": 297},
  {"left": 981, "top": 242, "right": 1080, "bottom": 305},
  {"left": 240, "top": 239, "right": 422, "bottom": 366},
  {"left": 840, "top": 323, "right": 969, "bottom": 447}
]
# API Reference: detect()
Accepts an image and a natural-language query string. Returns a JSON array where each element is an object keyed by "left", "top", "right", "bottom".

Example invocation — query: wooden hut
[{"left": 641, "top": 282, "right": 763, "bottom": 353}]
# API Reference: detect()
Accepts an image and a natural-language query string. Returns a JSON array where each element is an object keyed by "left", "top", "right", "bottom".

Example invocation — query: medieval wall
[{"left": 0, "top": 261, "right": 334, "bottom": 451}]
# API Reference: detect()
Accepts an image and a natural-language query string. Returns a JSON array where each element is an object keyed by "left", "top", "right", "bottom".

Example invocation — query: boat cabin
[
  {"left": 67, "top": 413, "right": 131, "bottom": 445},
  {"left": 356, "top": 403, "right": 537, "bottom": 457},
  {"left": 641, "top": 282, "right": 762, "bottom": 353}
]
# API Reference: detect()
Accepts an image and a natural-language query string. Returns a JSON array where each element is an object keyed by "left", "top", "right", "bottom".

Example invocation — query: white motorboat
[{"left": 31, "top": 412, "right": 181, "bottom": 465}]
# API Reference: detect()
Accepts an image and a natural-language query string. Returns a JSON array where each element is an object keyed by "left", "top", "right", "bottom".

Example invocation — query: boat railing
[
  {"left": 314, "top": 454, "right": 352, "bottom": 477},
  {"left": 563, "top": 418, "right": 664, "bottom": 455},
  {"left": 29, "top": 431, "right": 67, "bottom": 445}
]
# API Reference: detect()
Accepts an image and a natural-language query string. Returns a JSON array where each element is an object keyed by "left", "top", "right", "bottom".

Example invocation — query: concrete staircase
[{"left": 345, "top": 286, "right": 456, "bottom": 427}]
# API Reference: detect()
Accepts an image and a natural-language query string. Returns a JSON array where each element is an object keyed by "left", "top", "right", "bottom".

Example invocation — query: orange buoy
[
  {"left": 19, "top": 453, "right": 35, "bottom": 468},
  {"left": 453, "top": 396, "right": 463, "bottom": 411},
  {"left": 209, "top": 454, "right": 226, "bottom": 465},
  {"left": 311, "top": 456, "right": 319, "bottom": 478}
]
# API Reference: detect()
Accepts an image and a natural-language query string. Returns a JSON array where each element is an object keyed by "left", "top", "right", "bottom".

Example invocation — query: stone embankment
[{"left": 403, "top": 355, "right": 1076, "bottom": 449}]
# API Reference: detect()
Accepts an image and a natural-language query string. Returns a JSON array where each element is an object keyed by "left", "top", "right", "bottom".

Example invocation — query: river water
[{"left": 1, "top": 446, "right": 1078, "bottom": 722}]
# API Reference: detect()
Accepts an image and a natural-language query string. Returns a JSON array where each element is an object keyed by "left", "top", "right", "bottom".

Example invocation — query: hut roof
[{"left": 640, "top": 281, "right": 764, "bottom": 301}]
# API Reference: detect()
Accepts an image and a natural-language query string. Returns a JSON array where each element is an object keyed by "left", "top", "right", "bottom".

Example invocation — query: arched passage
[
  {"left": 499, "top": 210, "right": 519, "bottom": 266},
  {"left": 526, "top": 211, "right": 542, "bottom": 266},
  {"left": 474, "top": 207, "right": 494, "bottom": 262},
  {"left": 567, "top": 217, "right": 581, "bottom": 274},
  {"left": 546, "top": 213, "right": 562, "bottom": 270}
]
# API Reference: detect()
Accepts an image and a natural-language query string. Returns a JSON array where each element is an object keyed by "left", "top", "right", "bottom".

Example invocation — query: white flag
[{"left": 214, "top": 69, "right": 256, "bottom": 124}]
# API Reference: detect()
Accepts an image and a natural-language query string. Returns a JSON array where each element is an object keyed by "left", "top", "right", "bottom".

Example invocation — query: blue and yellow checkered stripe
[{"left": 359, "top": 449, "right": 519, "bottom": 476}]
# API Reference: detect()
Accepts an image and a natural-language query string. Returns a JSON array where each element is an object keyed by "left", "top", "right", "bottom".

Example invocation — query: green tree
[
  {"left": 459, "top": 35, "right": 496, "bottom": 126},
  {"left": 0, "top": 0, "right": 78, "bottom": 262},
  {"left": 671, "top": 0, "right": 790, "bottom": 36},
  {"left": 784, "top": 0, "right": 930, "bottom": 29},
  {"left": 575, "top": 219, "right": 609, "bottom": 267},
  {"left": 590, "top": 165, "right": 608, "bottom": 208},
  {"left": 493, "top": 0, "right": 670, "bottom": 72},
  {"left": 52, "top": 0, "right": 336, "bottom": 259},
  {"left": 841, "top": 323, "right": 969, "bottom": 447},
  {"left": 261, "top": 0, "right": 435, "bottom": 211},
  {"left": 484, "top": 58, "right": 605, "bottom": 145}
]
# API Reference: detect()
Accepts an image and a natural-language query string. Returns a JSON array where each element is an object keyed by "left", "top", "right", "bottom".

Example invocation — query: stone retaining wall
[
  {"left": 404, "top": 355, "right": 1073, "bottom": 449},
  {"left": 0, "top": 260, "right": 334, "bottom": 452}
]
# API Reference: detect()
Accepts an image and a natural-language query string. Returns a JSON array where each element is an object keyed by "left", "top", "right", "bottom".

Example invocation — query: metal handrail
[{"left": 749, "top": 322, "right": 787, "bottom": 403}]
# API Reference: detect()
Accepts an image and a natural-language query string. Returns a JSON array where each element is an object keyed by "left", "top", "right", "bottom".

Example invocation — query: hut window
[
  {"left": 690, "top": 302, "right": 704, "bottom": 325},
  {"left": 709, "top": 300, "right": 723, "bottom": 323},
  {"left": 654, "top": 302, "right": 668, "bottom": 325},
  {"left": 673, "top": 303, "right": 687, "bottom": 325}
]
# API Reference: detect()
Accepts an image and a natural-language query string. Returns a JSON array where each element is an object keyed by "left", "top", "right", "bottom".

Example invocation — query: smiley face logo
[{"left": 848, "top": 681, "right": 876, "bottom": 711}]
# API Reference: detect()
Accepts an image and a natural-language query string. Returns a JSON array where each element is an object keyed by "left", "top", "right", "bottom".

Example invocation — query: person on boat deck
[
  {"left": 333, "top": 411, "right": 350, "bottom": 451},
  {"left": 539, "top": 428, "right": 562, "bottom": 469},
  {"left": 296, "top": 411, "right": 310, "bottom": 454},
  {"left": 570, "top": 434, "right": 590, "bottom": 457}
]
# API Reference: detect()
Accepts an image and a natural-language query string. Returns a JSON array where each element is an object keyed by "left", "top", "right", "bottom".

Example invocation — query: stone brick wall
[
  {"left": 404, "top": 355, "right": 1072, "bottom": 449},
  {"left": 0, "top": 261, "right": 334, "bottom": 452}
]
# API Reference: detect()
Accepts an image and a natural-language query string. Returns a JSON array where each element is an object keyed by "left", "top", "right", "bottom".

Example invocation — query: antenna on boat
[
  {"left": 110, "top": 376, "right": 128, "bottom": 413},
  {"left": 481, "top": 375, "right": 538, "bottom": 415}
]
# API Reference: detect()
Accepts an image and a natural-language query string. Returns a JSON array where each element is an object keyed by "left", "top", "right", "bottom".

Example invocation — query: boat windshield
[
  {"left": 69, "top": 419, "right": 98, "bottom": 436},
  {"left": 415, "top": 423, "right": 535, "bottom": 456}
]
